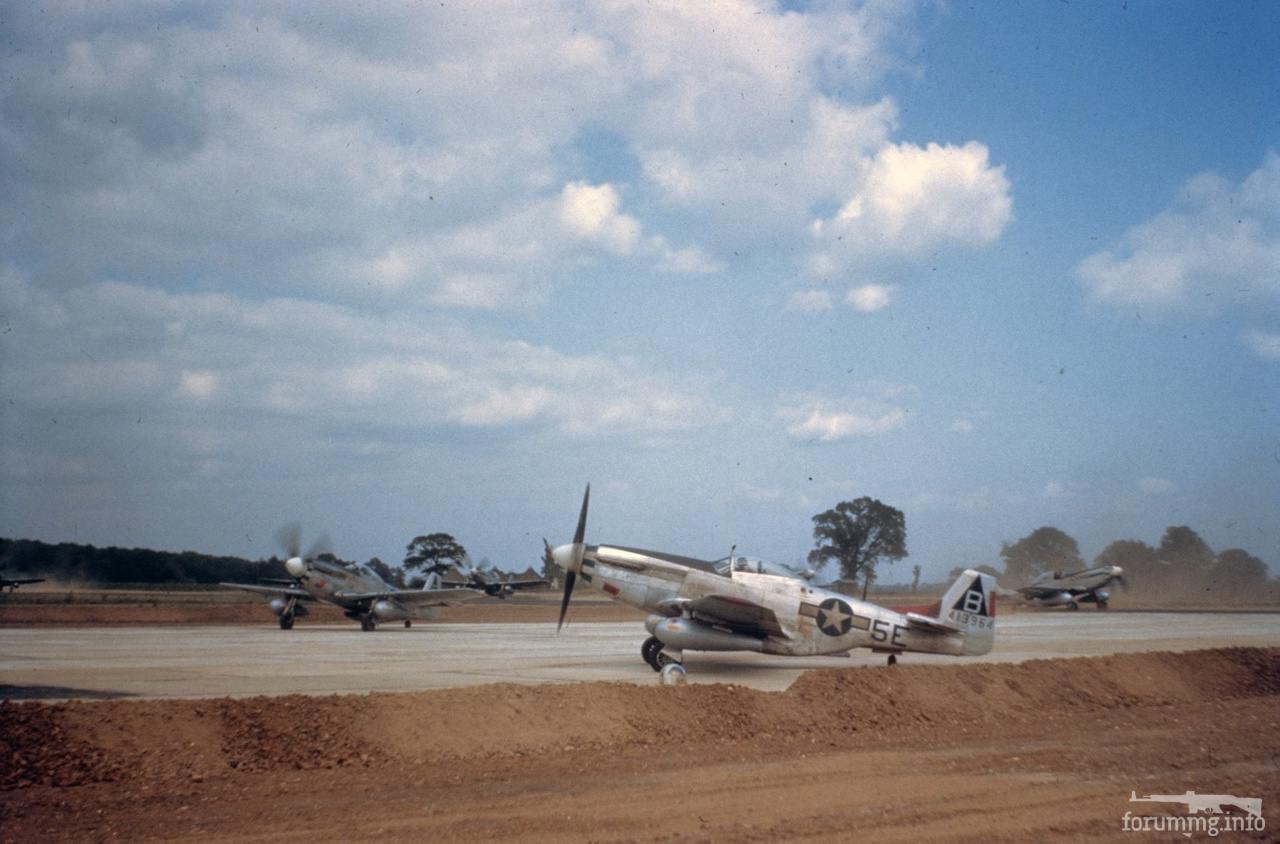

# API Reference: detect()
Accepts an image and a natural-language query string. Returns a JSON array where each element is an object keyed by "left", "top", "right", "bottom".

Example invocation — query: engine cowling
[
  {"left": 371, "top": 600, "right": 409, "bottom": 622},
  {"left": 646, "top": 616, "right": 764, "bottom": 652}
]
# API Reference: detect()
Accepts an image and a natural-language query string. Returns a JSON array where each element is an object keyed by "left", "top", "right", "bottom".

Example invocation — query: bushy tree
[
  {"left": 404, "top": 533, "right": 468, "bottom": 576},
  {"left": 999, "top": 527, "right": 1082, "bottom": 582},
  {"left": 1158, "top": 526, "right": 1214, "bottom": 570},
  {"left": 808, "top": 497, "right": 907, "bottom": 596},
  {"left": 1208, "top": 548, "right": 1269, "bottom": 599}
]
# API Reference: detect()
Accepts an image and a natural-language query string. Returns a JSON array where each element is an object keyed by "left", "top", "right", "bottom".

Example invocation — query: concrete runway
[{"left": 2, "top": 611, "right": 1278, "bottom": 700}]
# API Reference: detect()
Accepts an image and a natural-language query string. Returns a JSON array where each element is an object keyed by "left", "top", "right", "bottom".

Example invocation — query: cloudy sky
[{"left": 2, "top": 1, "right": 1277, "bottom": 581}]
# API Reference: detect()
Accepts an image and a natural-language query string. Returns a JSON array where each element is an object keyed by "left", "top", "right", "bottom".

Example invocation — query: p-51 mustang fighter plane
[
  {"left": 1, "top": 568, "right": 45, "bottom": 592},
  {"left": 444, "top": 564, "right": 547, "bottom": 598},
  {"left": 549, "top": 486, "right": 997, "bottom": 678},
  {"left": 221, "top": 537, "right": 482, "bottom": 630},
  {"left": 1016, "top": 566, "right": 1126, "bottom": 610}
]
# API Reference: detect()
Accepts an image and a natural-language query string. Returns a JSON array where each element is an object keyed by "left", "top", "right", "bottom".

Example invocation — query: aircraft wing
[
  {"left": 6, "top": 578, "right": 45, "bottom": 586},
  {"left": 503, "top": 578, "right": 548, "bottom": 589},
  {"left": 333, "top": 587, "right": 485, "bottom": 607},
  {"left": 684, "top": 594, "right": 787, "bottom": 637},
  {"left": 1016, "top": 586, "right": 1054, "bottom": 598},
  {"left": 219, "top": 582, "right": 313, "bottom": 600}
]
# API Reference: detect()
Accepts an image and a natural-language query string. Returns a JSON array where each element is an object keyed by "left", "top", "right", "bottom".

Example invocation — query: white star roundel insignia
[{"left": 817, "top": 598, "right": 853, "bottom": 636}]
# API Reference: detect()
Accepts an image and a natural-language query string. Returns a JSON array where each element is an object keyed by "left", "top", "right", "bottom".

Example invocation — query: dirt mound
[{"left": 3, "top": 648, "right": 1275, "bottom": 792}]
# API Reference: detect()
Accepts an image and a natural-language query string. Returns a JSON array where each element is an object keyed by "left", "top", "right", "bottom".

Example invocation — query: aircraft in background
[
  {"left": 220, "top": 528, "right": 483, "bottom": 630},
  {"left": 548, "top": 485, "right": 997, "bottom": 680},
  {"left": 1, "top": 569, "right": 45, "bottom": 592},
  {"left": 1015, "top": 566, "right": 1127, "bottom": 610},
  {"left": 443, "top": 563, "right": 547, "bottom": 598}
]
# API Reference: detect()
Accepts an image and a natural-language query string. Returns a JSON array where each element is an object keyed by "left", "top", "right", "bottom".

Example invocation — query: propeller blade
[
  {"left": 557, "top": 570, "right": 576, "bottom": 632},
  {"left": 556, "top": 484, "right": 591, "bottom": 633},
  {"left": 305, "top": 533, "right": 332, "bottom": 562},
  {"left": 1117, "top": 574, "right": 1129, "bottom": 591},
  {"left": 573, "top": 484, "right": 590, "bottom": 545},
  {"left": 275, "top": 522, "right": 302, "bottom": 559}
]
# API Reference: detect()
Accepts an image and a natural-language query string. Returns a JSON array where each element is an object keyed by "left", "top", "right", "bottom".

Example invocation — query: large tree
[
  {"left": 807, "top": 497, "right": 907, "bottom": 596},
  {"left": 1158, "top": 526, "right": 1214, "bottom": 570},
  {"left": 999, "top": 527, "right": 1082, "bottom": 582},
  {"left": 1209, "top": 548, "right": 1269, "bottom": 598},
  {"left": 403, "top": 533, "right": 468, "bottom": 576}
]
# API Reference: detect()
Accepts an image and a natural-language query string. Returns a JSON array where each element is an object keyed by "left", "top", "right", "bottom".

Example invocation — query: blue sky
[{"left": 2, "top": 1, "right": 1276, "bottom": 582}]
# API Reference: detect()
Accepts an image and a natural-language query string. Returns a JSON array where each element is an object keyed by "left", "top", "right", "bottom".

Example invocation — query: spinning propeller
[
  {"left": 553, "top": 484, "right": 590, "bottom": 631},
  {"left": 274, "top": 522, "right": 331, "bottom": 580}
]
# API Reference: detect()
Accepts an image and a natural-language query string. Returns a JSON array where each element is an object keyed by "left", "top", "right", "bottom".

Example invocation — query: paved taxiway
[{"left": 2, "top": 611, "right": 1277, "bottom": 700}]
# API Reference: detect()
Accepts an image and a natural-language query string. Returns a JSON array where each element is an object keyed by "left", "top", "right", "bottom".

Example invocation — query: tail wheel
[{"left": 404, "top": 620, "right": 412, "bottom": 628}]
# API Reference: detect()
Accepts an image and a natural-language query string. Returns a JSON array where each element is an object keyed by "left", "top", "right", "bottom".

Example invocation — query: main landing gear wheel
[
  {"left": 641, "top": 636, "right": 664, "bottom": 671},
  {"left": 279, "top": 614, "right": 294, "bottom": 630},
  {"left": 404, "top": 620, "right": 412, "bottom": 628},
  {"left": 886, "top": 654, "right": 897, "bottom": 666},
  {"left": 1097, "top": 600, "right": 1108, "bottom": 610},
  {"left": 360, "top": 614, "right": 378, "bottom": 631},
  {"left": 1066, "top": 601, "right": 1079, "bottom": 611}
]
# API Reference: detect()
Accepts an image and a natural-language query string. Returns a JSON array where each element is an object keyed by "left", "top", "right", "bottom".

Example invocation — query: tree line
[
  {"left": 801, "top": 498, "right": 1274, "bottom": 604},
  {"left": 0, "top": 532, "right": 479, "bottom": 588},
  {"left": 0, "top": 537, "right": 288, "bottom": 585},
  {"left": 990, "top": 524, "right": 1273, "bottom": 601}
]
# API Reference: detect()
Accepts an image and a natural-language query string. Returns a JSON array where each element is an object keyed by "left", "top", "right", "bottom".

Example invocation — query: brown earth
[{"left": 2, "top": 648, "right": 1276, "bottom": 842}]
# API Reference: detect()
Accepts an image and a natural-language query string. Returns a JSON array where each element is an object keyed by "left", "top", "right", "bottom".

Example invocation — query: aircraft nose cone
[
  {"left": 285, "top": 556, "right": 307, "bottom": 578},
  {"left": 551, "top": 543, "right": 581, "bottom": 574}
]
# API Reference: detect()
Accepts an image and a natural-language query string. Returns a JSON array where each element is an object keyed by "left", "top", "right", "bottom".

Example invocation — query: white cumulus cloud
[
  {"left": 1077, "top": 153, "right": 1280, "bottom": 312},
  {"left": 811, "top": 141, "right": 1012, "bottom": 266},
  {"left": 1138, "top": 477, "right": 1177, "bottom": 495},
  {"left": 559, "top": 182, "right": 641, "bottom": 256},
  {"left": 1240, "top": 329, "right": 1280, "bottom": 361},
  {"left": 778, "top": 395, "right": 909, "bottom": 443},
  {"left": 847, "top": 284, "right": 893, "bottom": 312}
]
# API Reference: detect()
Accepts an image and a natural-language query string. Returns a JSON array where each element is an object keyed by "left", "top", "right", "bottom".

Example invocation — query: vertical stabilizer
[{"left": 937, "top": 569, "right": 997, "bottom": 655}]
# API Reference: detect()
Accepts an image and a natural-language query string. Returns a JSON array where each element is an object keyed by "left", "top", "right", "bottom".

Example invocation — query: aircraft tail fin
[{"left": 938, "top": 569, "right": 997, "bottom": 655}]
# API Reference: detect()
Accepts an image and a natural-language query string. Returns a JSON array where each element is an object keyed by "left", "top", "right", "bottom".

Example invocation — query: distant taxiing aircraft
[
  {"left": 1016, "top": 566, "right": 1127, "bottom": 610},
  {"left": 221, "top": 527, "right": 482, "bottom": 630},
  {"left": 1, "top": 568, "right": 45, "bottom": 592}
]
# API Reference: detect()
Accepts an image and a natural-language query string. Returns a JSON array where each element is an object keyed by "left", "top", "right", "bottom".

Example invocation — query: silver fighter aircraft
[
  {"left": 549, "top": 485, "right": 997, "bottom": 678},
  {"left": 1016, "top": 566, "right": 1126, "bottom": 610},
  {"left": 221, "top": 532, "right": 482, "bottom": 630},
  {"left": 1, "top": 568, "right": 45, "bottom": 592}
]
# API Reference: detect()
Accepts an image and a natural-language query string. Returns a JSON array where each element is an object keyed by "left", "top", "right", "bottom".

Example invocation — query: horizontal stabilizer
[{"left": 903, "top": 612, "right": 961, "bottom": 634}]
